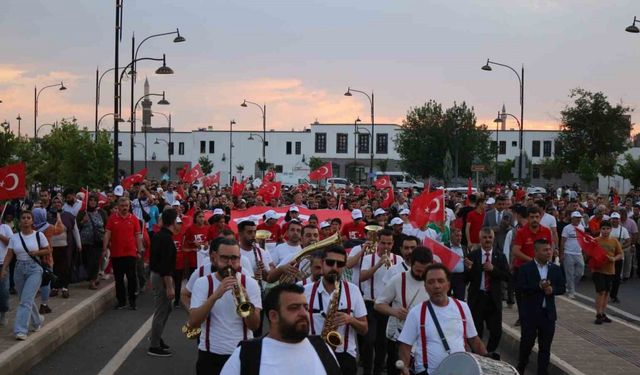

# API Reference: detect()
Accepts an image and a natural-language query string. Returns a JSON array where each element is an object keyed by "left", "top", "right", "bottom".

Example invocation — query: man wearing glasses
[{"left": 303, "top": 245, "right": 368, "bottom": 373}]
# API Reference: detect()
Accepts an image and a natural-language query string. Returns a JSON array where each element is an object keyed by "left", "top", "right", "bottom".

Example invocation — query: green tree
[
  {"left": 395, "top": 100, "right": 492, "bottom": 180},
  {"left": 308, "top": 156, "right": 325, "bottom": 171},
  {"left": 496, "top": 159, "right": 515, "bottom": 183},
  {"left": 377, "top": 158, "right": 389, "bottom": 172},
  {"left": 198, "top": 156, "right": 214, "bottom": 175},
  {"left": 540, "top": 157, "right": 563, "bottom": 180},
  {"left": 556, "top": 88, "right": 632, "bottom": 182},
  {"left": 618, "top": 154, "right": 640, "bottom": 189}
]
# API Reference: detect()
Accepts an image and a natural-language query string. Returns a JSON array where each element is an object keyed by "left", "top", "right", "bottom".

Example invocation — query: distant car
[
  {"left": 375, "top": 172, "right": 424, "bottom": 190},
  {"left": 326, "top": 177, "right": 350, "bottom": 189},
  {"left": 526, "top": 186, "right": 547, "bottom": 195},
  {"left": 444, "top": 187, "right": 478, "bottom": 195}
]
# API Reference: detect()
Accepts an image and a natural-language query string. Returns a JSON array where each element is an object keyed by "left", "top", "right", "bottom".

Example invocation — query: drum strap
[
  {"left": 427, "top": 301, "right": 451, "bottom": 354},
  {"left": 401, "top": 272, "right": 407, "bottom": 308}
]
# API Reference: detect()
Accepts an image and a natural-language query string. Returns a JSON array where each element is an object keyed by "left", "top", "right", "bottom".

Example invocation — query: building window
[
  {"left": 295, "top": 141, "right": 301, "bottom": 155},
  {"left": 209, "top": 141, "right": 215, "bottom": 154},
  {"left": 543, "top": 141, "right": 552, "bottom": 157},
  {"left": 336, "top": 133, "right": 348, "bottom": 154},
  {"left": 200, "top": 141, "right": 206, "bottom": 153},
  {"left": 315, "top": 133, "right": 326, "bottom": 153},
  {"left": 169, "top": 142, "right": 174, "bottom": 155},
  {"left": 499, "top": 141, "right": 506, "bottom": 155},
  {"left": 358, "top": 133, "right": 369, "bottom": 154},
  {"left": 532, "top": 165, "right": 541, "bottom": 179},
  {"left": 118, "top": 141, "right": 122, "bottom": 147},
  {"left": 511, "top": 141, "right": 517, "bottom": 147},
  {"left": 491, "top": 141, "right": 497, "bottom": 153},
  {"left": 286, "top": 141, "right": 292, "bottom": 155},
  {"left": 178, "top": 142, "right": 185, "bottom": 155},
  {"left": 332, "top": 163, "right": 340, "bottom": 177},
  {"left": 532, "top": 140, "right": 540, "bottom": 157},
  {"left": 376, "top": 133, "right": 388, "bottom": 154},
  {"left": 554, "top": 141, "right": 561, "bottom": 157}
]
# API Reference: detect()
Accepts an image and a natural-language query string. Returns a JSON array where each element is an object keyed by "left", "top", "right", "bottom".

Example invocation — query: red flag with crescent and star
[
  {"left": 232, "top": 179, "right": 246, "bottom": 197},
  {"left": 203, "top": 172, "right": 221, "bottom": 188},
  {"left": 0, "top": 162, "right": 26, "bottom": 200},
  {"left": 374, "top": 175, "right": 391, "bottom": 190},
  {"left": 177, "top": 163, "right": 190, "bottom": 181},
  {"left": 380, "top": 187, "right": 394, "bottom": 209},
  {"left": 423, "top": 236, "right": 462, "bottom": 271},
  {"left": 183, "top": 164, "right": 204, "bottom": 184},
  {"left": 297, "top": 182, "right": 310, "bottom": 193},
  {"left": 308, "top": 162, "right": 333, "bottom": 180},
  {"left": 121, "top": 168, "right": 148, "bottom": 190},
  {"left": 263, "top": 169, "right": 276, "bottom": 185},
  {"left": 409, "top": 189, "right": 445, "bottom": 228},
  {"left": 258, "top": 181, "right": 282, "bottom": 201},
  {"left": 575, "top": 228, "right": 609, "bottom": 270}
]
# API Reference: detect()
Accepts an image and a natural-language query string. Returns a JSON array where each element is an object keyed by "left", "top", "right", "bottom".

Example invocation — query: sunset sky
[{"left": 1, "top": 1, "right": 640, "bottom": 136}]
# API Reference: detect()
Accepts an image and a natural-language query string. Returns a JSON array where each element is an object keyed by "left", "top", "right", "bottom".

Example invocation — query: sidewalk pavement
[
  {"left": 0, "top": 280, "right": 115, "bottom": 375},
  {"left": 501, "top": 295, "right": 640, "bottom": 375}
]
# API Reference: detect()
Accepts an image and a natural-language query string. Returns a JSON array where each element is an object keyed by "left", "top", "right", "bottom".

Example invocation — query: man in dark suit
[
  {"left": 516, "top": 238, "right": 566, "bottom": 375},
  {"left": 482, "top": 195, "right": 512, "bottom": 253},
  {"left": 464, "top": 227, "right": 510, "bottom": 358}
]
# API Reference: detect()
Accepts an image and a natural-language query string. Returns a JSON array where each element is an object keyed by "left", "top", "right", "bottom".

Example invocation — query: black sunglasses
[
  {"left": 324, "top": 259, "right": 346, "bottom": 268},
  {"left": 219, "top": 254, "right": 241, "bottom": 262}
]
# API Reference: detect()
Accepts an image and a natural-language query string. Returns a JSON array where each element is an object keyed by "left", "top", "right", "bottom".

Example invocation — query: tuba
[
  {"left": 227, "top": 267, "right": 255, "bottom": 318},
  {"left": 321, "top": 280, "right": 344, "bottom": 349},
  {"left": 279, "top": 232, "right": 342, "bottom": 284}
]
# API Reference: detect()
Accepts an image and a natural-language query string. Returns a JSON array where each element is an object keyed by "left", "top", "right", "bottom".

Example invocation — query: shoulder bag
[{"left": 19, "top": 231, "right": 58, "bottom": 287}]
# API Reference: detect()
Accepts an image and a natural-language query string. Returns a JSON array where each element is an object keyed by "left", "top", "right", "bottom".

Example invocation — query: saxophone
[
  {"left": 181, "top": 323, "right": 202, "bottom": 339},
  {"left": 321, "top": 280, "right": 344, "bottom": 349}
]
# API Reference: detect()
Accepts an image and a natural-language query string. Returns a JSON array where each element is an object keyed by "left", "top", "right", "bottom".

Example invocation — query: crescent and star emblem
[
  {"left": 0, "top": 173, "right": 19, "bottom": 191},
  {"left": 319, "top": 166, "right": 328, "bottom": 175},
  {"left": 424, "top": 196, "right": 441, "bottom": 215}
]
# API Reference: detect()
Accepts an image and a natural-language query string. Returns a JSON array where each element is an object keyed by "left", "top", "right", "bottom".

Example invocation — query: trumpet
[
  {"left": 227, "top": 267, "right": 255, "bottom": 318},
  {"left": 181, "top": 323, "right": 202, "bottom": 339}
]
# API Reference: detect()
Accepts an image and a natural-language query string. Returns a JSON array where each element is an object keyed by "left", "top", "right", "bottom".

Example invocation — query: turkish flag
[
  {"left": 424, "top": 236, "right": 462, "bottom": 271},
  {"left": 297, "top": 182, "right": 309, "bottom": 193},
  {"left": 232, "top": 179, "right": 246, "bottom": 197},
  {"left": 184, "top": 164, "right": 204, "bottom": 184},
  {"left": 409, "top": 189, "right": 445, "bottom": 228},
  {"left": 575, "top": 228, "right": 609, "bottom": 270},
  {"left": 515, "top": 187, "right": 526, "bottom": 203},
  {"left": 258, "top": 181, "right": 282, "bottom": 201},
  {"left": 308, "top": 162, "right": 332, "bottom": 180},
  {"left": 374, "top": 175, "right": 391, "bottom": 190},
  {"left": 0, "top": 162, "right": 26, "bottom": 200},
  {"left": 263, "top": 170, "right": 276, "bottom": 184},
  {"left": 353, "top": 186, "right": 362, "bottom": 196},
  {"left": 122, "top": 168, "right": 148, "bottom": 190},
  {"left": 177, "top": 163, "right": 191, "bottom": 181},
  {"left": 203, "top": 171, "right": 221, "bottom": 188},
  {"left": 380, "top": 188, "right": 394, "bottom": 209}
]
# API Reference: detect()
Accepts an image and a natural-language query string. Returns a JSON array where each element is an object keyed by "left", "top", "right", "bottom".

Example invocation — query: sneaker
[
  {"left": 15, "top": 333, "right": 27, "bottom": 341},
  {"left": 147, "top": 338, "right": 170, "bottom": 350},
  {"left": 61, "top": 289, "right": 70, "bottom": 299},
  {"left": 147, "top": 347, "right": 172, "bottom": 357},
  {"left": 595, "top": 315, "right": 603, "bottom": 325},
  {"left": 602, "top": 314, "right": 613, "bottom": 323},
  {"left": 39, "top": 304, "right": 52, "bottom": 314},
  {"left": 49, "top": 289, "right": 59, "bottom": 297},
  {"left": 0, "top": 313, "right": 7, "bottom": 326},
  {"left": 567, "top": 293, "right": 576, "bottom": 299}
]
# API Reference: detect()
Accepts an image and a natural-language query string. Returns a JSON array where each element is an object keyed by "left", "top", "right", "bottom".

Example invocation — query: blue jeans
[
  {"left": 0, "top": 266, "right": 9, "bottom": 313},
  {"left": 14, "top": 260, "right": 43, "bottom": 335},
  {"left": 40, "top": 282, "right": 50, "bottom": 305}
]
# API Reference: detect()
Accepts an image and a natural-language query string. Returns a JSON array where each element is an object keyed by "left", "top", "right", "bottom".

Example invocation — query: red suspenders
[
  {"left": 308, "top": 280, "right": 321, "bottom": 335},
  {"left": 205, "top": 275, "right": 214, "bottom": 352},
  {"left": 401, "top": 273, "right": 407, "bottom": 308},
  {"left": 418, "top": 298, "right": 468, "bottom": 368},
  {"left": 343, "top": 281, "right": 352, "bottom": 352},
  {"left": 240, "top": 274, "right": 248, "bottom": 340},
  {"left": 308, "top": 280, "right": 353, "bottom": 353}
]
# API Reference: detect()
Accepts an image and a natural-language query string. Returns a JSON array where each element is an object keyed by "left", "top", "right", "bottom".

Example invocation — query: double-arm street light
[
  {"left": 34, "top": 82, "right": 66, "bottom": 139},
  {"left": 352, "top": 117, "right": 361, "bottom": 182},
  {"left": 131, "top": 91, "right": 170, "bottom": 171},
  {"left": 482, "top": 59, "right": 524, "bottom": 182},
  {"left": 241, "top": 100, "right": 267, "bottom": 177},
  {"left": 345, "top": 87, "right": 375, "bottom": 183},
  {"left": 98, "top": 112, "right": 124, "bottom": 129}
]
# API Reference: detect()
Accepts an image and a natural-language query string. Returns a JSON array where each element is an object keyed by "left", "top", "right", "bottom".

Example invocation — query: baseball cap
[
  {"left": 176, "top": 216, "right": 183, "bottom": 224},
  {"left": 390, "top": 217, "right": 403, "bottom": 225},
  {"left": 486, "top": 197, "right": 496, "bottom": 205},
  {"left": 265, "top": 210, "right": 278, "bottom": 220},
  {"left": 320, "top": 221, "right": 330, "bottom": 229},
  {"left": 374, "top": 208, "right": 386, "bottom": 217},
  {"left": 351, "top": 209, "right": 363, "bottom": 220},
  {"left": 171, "top": 201, "right": 181, "bottom": 207},
  {"left": 610, "top": 212, "right": 621, "bottom": 219},
  {"left": 213, "top": 208, "right": 225, "bottom": 216},
  {"left": 399, "top": 208, "right": 410, "bottom": 216},
  {"left": 289, "top": 205, "right": 300, "bottom": 213},
  {"left": 113, "top": 185, "right": 124, "bottom": 197},
  {"left": 571, "top": 211, "right": 582, "bottom": 218},
  {"left": 602, "top": 214, "right": 610, "bottom": 221}
]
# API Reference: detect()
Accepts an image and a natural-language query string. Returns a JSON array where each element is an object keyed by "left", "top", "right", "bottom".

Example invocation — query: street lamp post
[
  {"left": 482, "top": 59, "right": 524, "bottom": 182},
  {"left": 241, "top": 100, "right": 267, "bottom": 177},
  {"left": 493, "top": 112, "right": 501, "bottom": 184},
  {"left": 16, "top": 114, "right": 21, "bottom": 137},
  {"left": 113, "top": 0, "right": 124, "bottom": 184},
  {"left": 131, "top": 91, "right": 170, "bottom": 172},
  {"left": 229, "top": 120, "right": 236, "bottom": 185},
  {"left": 353, "top": 117, "right": 361, "bottom": 182},
  {"left": 152, "top": 111, "right": 172, "bottom": 179},
  {"left": 34, "top": 82, "right": 66, "bottom": 139},
  {"left": 345, "top": 87, "right": 375, "bottom": 183},
  {"left": 36, "top": 122, "right": 57, "bottom": 138},
  {"left": 355, "top": 125, "right": 371, "bottom": 183}
]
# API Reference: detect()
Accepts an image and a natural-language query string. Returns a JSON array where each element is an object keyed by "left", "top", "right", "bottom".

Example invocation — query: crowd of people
[{"left": 0, "top": 177, "right": 638, "bottom": 375}]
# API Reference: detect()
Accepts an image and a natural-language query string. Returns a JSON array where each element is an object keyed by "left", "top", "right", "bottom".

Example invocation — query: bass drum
[{"left": 434, "top": 352, "right": 519, "bottom": 375}]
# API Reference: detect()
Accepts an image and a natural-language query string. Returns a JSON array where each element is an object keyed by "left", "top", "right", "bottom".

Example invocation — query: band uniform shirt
[
  {"left": 360, "top": 252, "right": 398, "bottom": 301},
  {"left": 185, "top": 264, "right": 254, "bottom": 294},
  {"left": 190, "top": 273, "right": 262, "bottom": 355},
  {"left": 303, "top": 279, "right": 367, "bottom": 358},
  {"left": 240, "top": 244, "right": 273, "bottom": 274},
  {"left": 347, "top": 244, "right": 364, "bottom": 284},
  {"left": 382, "top": 260, "right": 409, "bottom": 284},
  {"left": 271, "top": 243, "right": 302, "bottom": 267},
  {"left": 376, "top": 270, "right": 429, "bottom": 341}
]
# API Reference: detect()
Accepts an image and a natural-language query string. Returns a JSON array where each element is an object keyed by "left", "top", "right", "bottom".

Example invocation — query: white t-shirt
[
  {"left": 376, "top": 271, "right": 429, "bottom": 340},
  {"left": 383, "top": 260, "right": 409, "bottom": 284},
  {"left": 503, "top": 228, "right": 515, "bottom": 265},
  {"left": 360, "top": 252, "right": 399, "bottom": 301},
  {"left": 561, "top": 224, "right": 585, "bottom": 255},
  {"left": 348, "top": 244, "right": 365, "bottom": 285},
  {"left": 540, "top": 213, "right": 557, "bottom": 230},
  {"left": 397, "top": 299, "right": 477, "bottom": 374},
  {"left": 185, "top": 264, "right": 254, "bottom": 293},
  {"left": 190, "top": 273, "right": 262, "bottom": 355},
  {"left": 240, "top": 245, "right": 273, "bottom": 275},
  {"left": 402, "top": 225, "right": 438, "bottom": 242},
  {"left": 221, "top": 337, "right": 332, "bottom": 375},
  {"left": 445, "top": 207, "right": 456, "bottom": 227},
  {"left": 271, "top": 243, "right": 302, "bottom": 266},
  {"left": 303, "top": 279, "right": 367, "bottom": 358},
  {"left": 0, "top": 224, "right": 14, "bottom": 264},
  {"left": 196, "top": 249, "right": 210, "bottom": 268},
  {"left": 610, "top": 226, "right": 631, "bottom": 249},
  {"left": 9, "top": 231, "right": 49, "bottom": 262}
]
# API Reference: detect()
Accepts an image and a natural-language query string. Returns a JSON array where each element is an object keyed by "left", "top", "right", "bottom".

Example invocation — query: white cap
[
  {"left": 374, "top": 208, "right": 386, "bottom": 217},
  {"left": 157, "top": 187, "right": 164, "bottom": 193},
  {"left": 351, "top": 209, "right": 363, "bottom": 220},
  {"left": 171, "top": 201, "right": 181, "bottom": 207},
  {"left": 390, "top": 217, "right": 403, "bottom": 225},
  {"left": 486, "top": 197, "right": 496, "bottom": 205},
  {"left": 399, "top": 208, "right": 410, "bottom": 216},
  {"left": 113, "top": 185, "right": 124, "bottom": 197},
  {"left": 265, "top": 210, "right": 278, "bottom": 220},
  {"left": 571, "top": 211, "right": 583, "bottom": 218},
  {"left": 603, "top": 215, "right": 610, "bottom": 221},
  {"left": 76, "top": 192, "right": 85, "bottom": 200},
  {"left": 213, "top": 208, "right": 225, "bottom": 216},
  {"left": 320, "top": 221, "right": 331, "bottom": 229},
  {"left": 610, "top": 212, "right": 621, "bottom": 219},
  {"left": 176, "top": 216, "right": 182, "bottom": 224},
  {"left": 289, "top": 205, "right": 300, "bottom": 212}
]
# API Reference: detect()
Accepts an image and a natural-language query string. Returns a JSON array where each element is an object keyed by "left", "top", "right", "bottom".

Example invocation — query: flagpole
[{"left": 0, "top": 202, "right": 8, "bottom": 223}]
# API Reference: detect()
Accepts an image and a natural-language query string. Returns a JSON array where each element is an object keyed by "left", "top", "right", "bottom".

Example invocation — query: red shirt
[
  {"left": 173, "top": 231, "right": 186, "bottom": 270},
  {"left": 207, "top": 224, "right": 231, "bottom": 240},
  {"left": 512, "top": 225, "right": 553, "bottom": 268},
  {"left": 466, "top": 209, "right": 485, "bottom": 244},
  {"left": 341, "top": 221, "right": 366, "bottom": 240},
  {"left": 106, "top": 213, "right": 141, "bottom": 258},
  {"left": 257, "top": 222, "right": 282, "bottom": 243},
  {"left": 184, "top": 224, "right": 208, "bottom": 269}
]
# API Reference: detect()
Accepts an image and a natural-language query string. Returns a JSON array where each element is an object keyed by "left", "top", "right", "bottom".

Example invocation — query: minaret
[
  {"left": 141, "top": 78, "right": 152, "bottom": 131},
  {"left": 501, "top": 103, "right": 507, "bottom": 131}
]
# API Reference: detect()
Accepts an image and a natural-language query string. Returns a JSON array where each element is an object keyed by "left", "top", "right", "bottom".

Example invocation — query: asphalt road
[{"left": 575, "top": 273, "right": 640, "bottom": 321}]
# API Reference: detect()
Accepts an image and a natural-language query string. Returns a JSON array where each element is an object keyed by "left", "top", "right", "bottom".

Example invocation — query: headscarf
[{"left": 33, "top": 207, "right": 50, "bottom": 232}]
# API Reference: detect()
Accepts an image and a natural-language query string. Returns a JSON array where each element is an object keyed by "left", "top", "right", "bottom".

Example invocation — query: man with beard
[
  {"left": 62, "top": 188, "right": 82, "bottom": 217},
  {"left": 304, "top": 246, "right": 368, "bottom": 373},
  {"left": 267, "top": 220, "right": 303, "bottom": 282},
  {"left": 220, "top": 283, "right": 342, "bottom": 375},
  {"left": 383, "top": 235, "right": 419, "bottom": 284},
  {"left": 237, "top": 220, "right": 272, "bottom": 290},
  {"left": 375, "top": 246, "right": 432, "bottom": 375},
  {"left": 188, "top": 238, "right": 262, "bottom": 375}
]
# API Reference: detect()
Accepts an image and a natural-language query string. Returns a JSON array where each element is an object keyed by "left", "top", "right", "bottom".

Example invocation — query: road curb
[
  {"left": 0, "top": 282, "right": 115, "bottom": 375},
  {"left": 501, "top": 322, "right": 586, "bottom": 375}
]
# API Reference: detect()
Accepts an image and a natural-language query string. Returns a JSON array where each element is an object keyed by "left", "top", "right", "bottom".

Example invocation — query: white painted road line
[
  {"left": 573, "top": 292, "right": 640, "bottom": 323},
  {"left": 97, "top": 314, "right": 154, "bottom": 375},
  {"left": 559, "top": 295, "right": 640, "bottom": 332}
]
